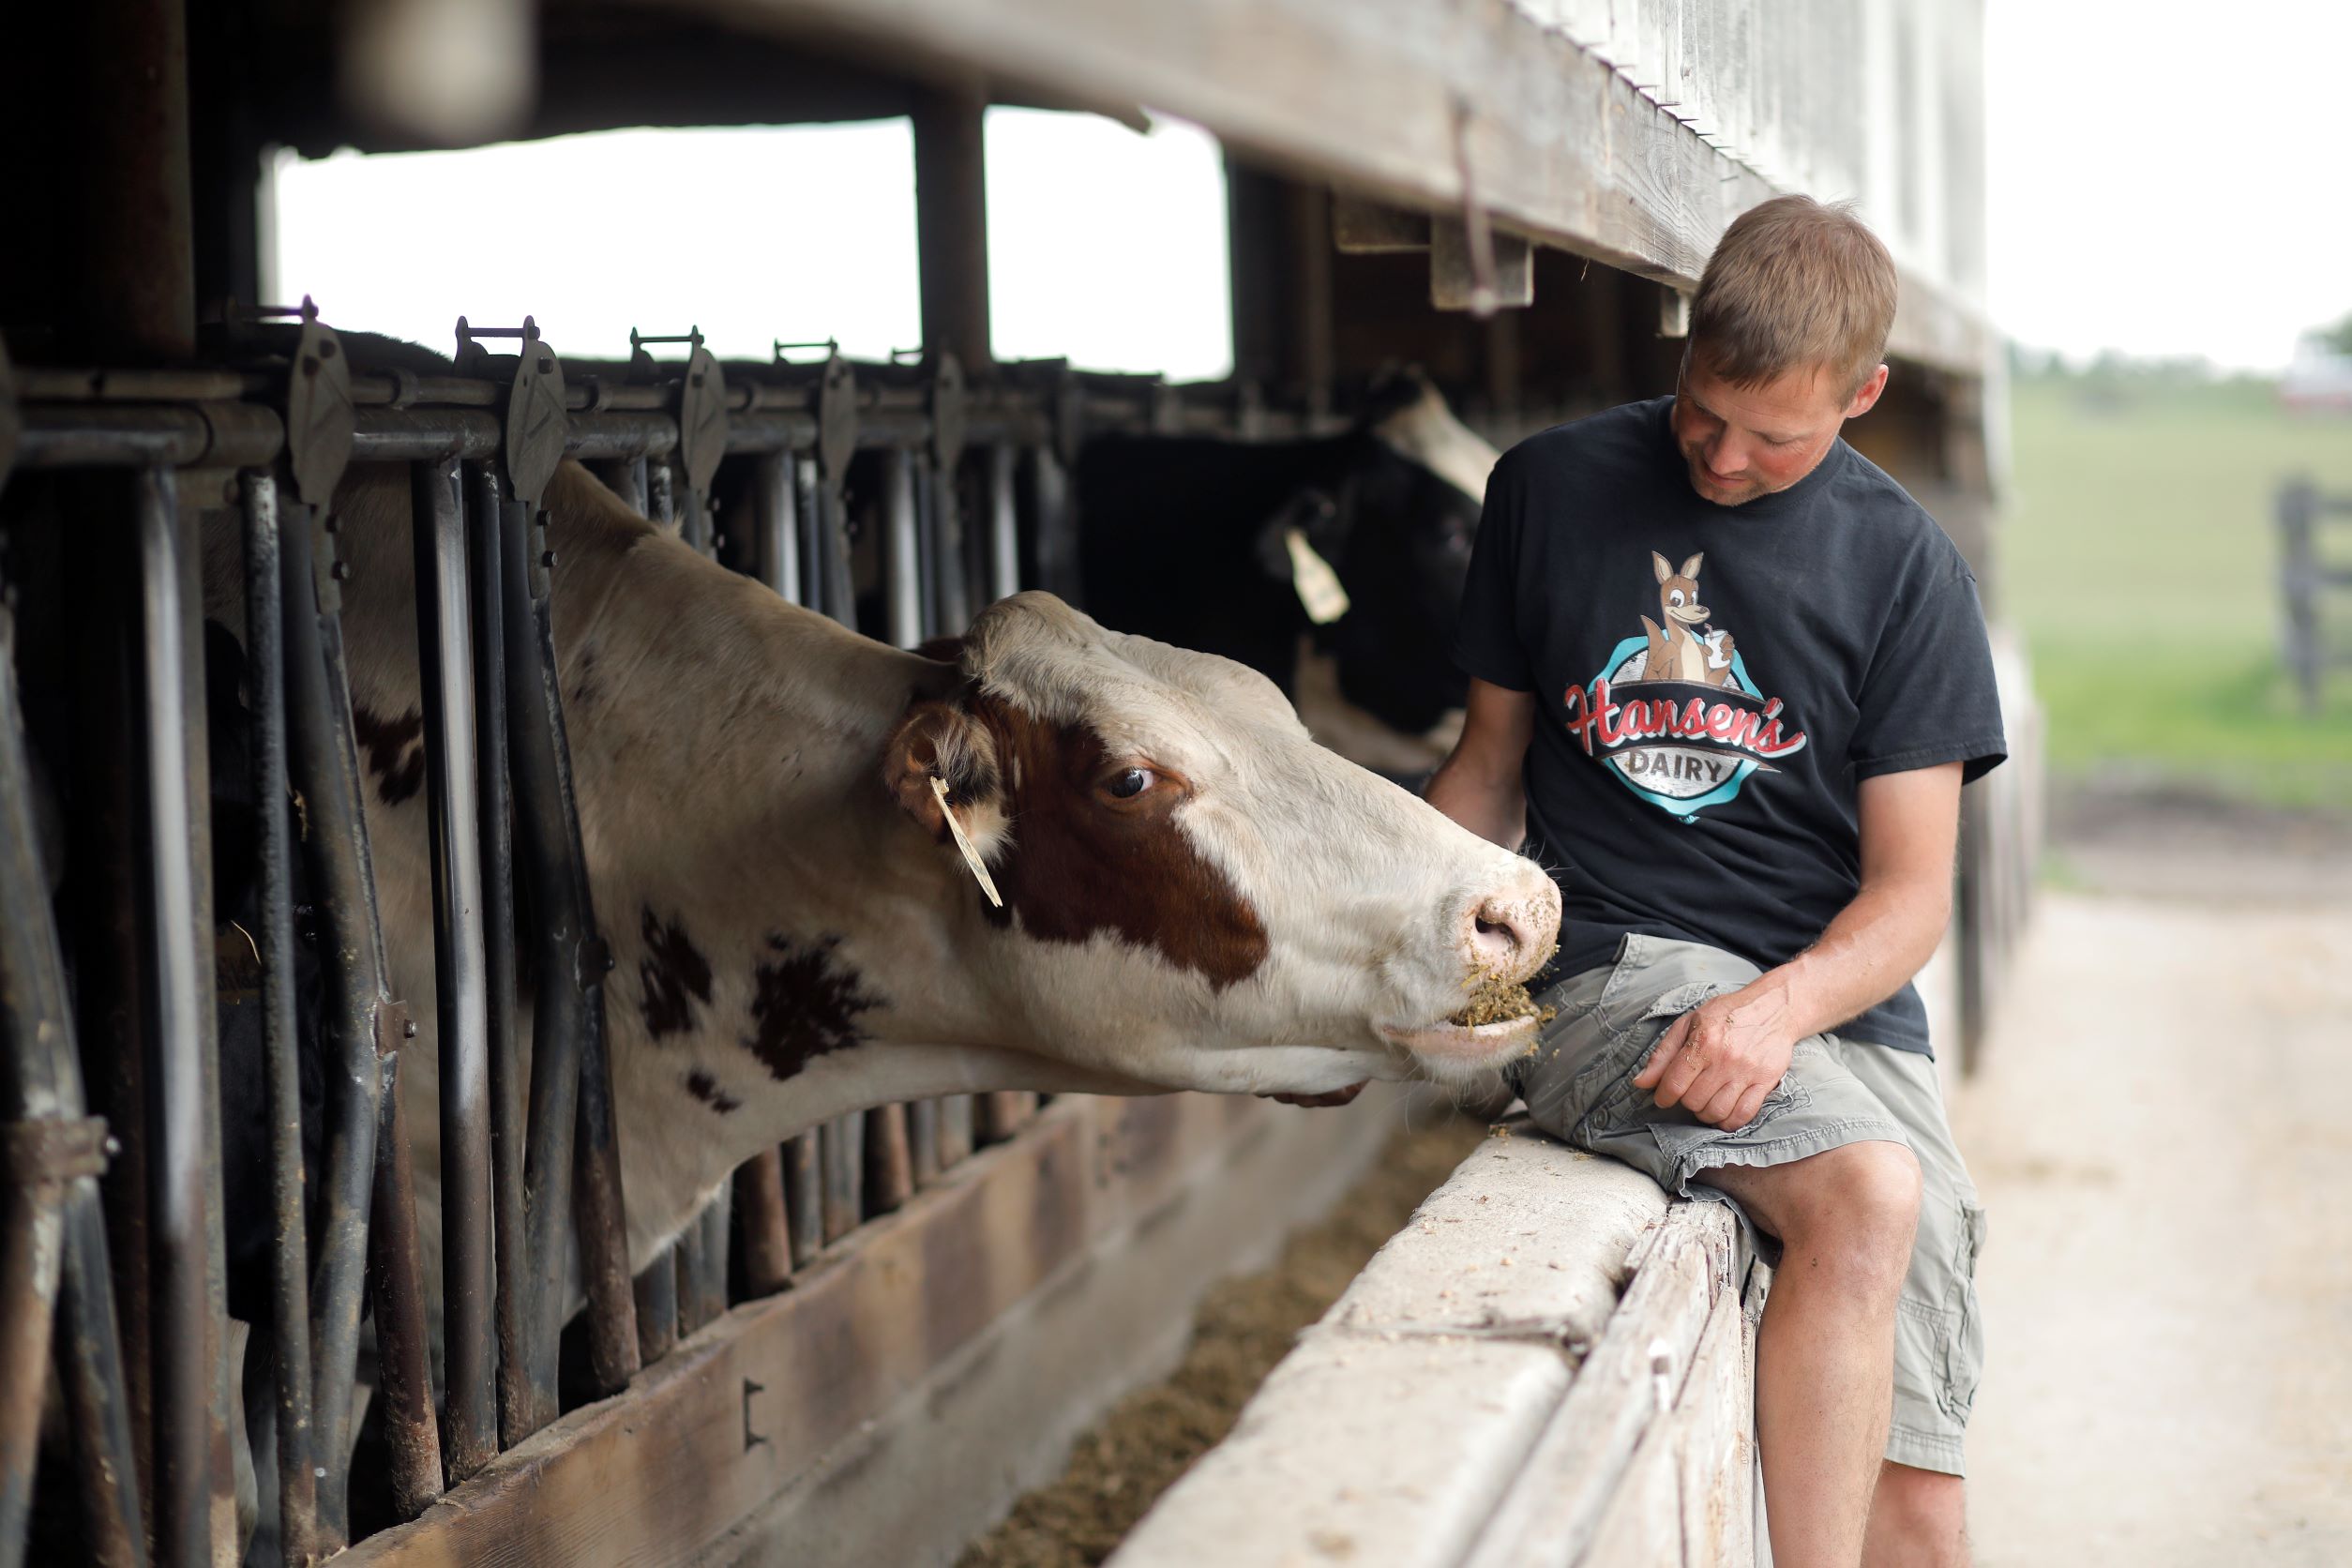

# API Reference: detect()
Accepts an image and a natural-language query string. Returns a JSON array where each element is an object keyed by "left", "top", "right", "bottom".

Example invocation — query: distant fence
[{"left": 2278, "top": 476, "right": 2352, "bottom": 713}]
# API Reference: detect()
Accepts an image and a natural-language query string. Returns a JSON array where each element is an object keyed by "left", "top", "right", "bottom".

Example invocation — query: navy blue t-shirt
[{"left": 1454, "top": 397, "right": 2006, "bottom": 1055}]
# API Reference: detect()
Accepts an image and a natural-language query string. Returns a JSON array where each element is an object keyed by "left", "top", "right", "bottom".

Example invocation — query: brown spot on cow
[
  {"left": 683, "top": 1068, "right": 740, "bottom": 1114},
  {"left": 945, "top": 694, "right": 1270, "bottom": 989},
  {"left": 351, "top": 704, "right": 426, "bottom": 807},
  {"left": 744, "top": 933, "right": 879, "bottom": 1082},
  {"left": 640, "top": 906, "right": 714, "bottom": 1038}
]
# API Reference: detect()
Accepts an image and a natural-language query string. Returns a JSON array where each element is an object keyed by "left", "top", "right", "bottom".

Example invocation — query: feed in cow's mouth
[{"left": 1448, "top": 980, "right": 1541, "bottom": 1029}]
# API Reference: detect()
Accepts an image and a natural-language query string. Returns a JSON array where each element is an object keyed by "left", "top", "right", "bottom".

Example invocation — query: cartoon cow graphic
[{"left": 1638, "top": 550, "right": 1739, "bottom": 687}]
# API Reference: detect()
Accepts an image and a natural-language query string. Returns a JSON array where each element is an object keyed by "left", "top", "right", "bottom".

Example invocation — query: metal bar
[
  {"left": 913, "top": 452, "right": 942, "bottom": 638},
  {"left": 571, "top": 972, "right": 638, "bottom": 1394},
  {"left": 672, "top": 1239, "right": 700, "bottom": 1337},
  {"left": 410, "top": 459, "right": 498, "bottom": 1479},
  {"left": 53, "top": 1193, "right": 148, "bottom": 1568},
  {"left": 672, "top": 1214, "right": 706, "bottom": 1337},
  {"left": 908, "top": 1101, "right": 942, "bottom": 1188},
  {"left": 280, "top": 497, "right": 395, "bottom": 1547},
  {"left": 503, "top": 496, "right": 641, "bottom": 1410},
  {"left": 54, "top": 482, "right": 152, "bottom": 1568},
  {"left": 646, "top": 458, "right": 675, "bottom": 527},
  {"left": 1030, "top": 445, "right": 1079, "bottom": 606},
  {"left": 502, "top": 499, "right": 585, "bottom": 1435},
  {"left": 988, "top": 441, "right": 1020, "bottom": 604},
  {"left": 241, "top": 469, "right": 318, "bottom": 1562},
  {"left": 632, "top": 1249, "right": 677, "bottom": 1365},
  {"left": 975, "top": 1093, "right": 1036, "bottom": 1145},
  {"left": 735, "top": 453, "right": 802, "bottom": 1295},
  {"left": 467, "top": 463, "right": 530, "bottom": 1453},
  {"left": 863, "top": 1108, "right": 913, "bottom": 1215},
  {"left": 882, "top": 448, "right": 923, "bottom": 650},
  {"left": 0, "top": 597, "right": 79, "bottom": 1568},
  {"left": 936, "top": 1097, "right": 974, "bottom": 1173},
  {"left": 782, "top": 1135, "right": 821, "bottom": 1270},
  {"left": 733, "top": 1152, "right": 792, "bottom": 1298},
  {"left": 693, "top": 1187, "right": 730, "bottom": 1328},
  {"left": 819, "top": 1117, "right": 864, "bottom": 1245},
  {"left": 592, "top": 459, "right": 645, "bottom": 515},
  {"left": 177, "top": 462, "right": 234, "bottom": 1566},
  {"left": 130, "top": 466, "right": 212, "bottom": 1568},
  {"left": 0, "top": 1158, "right": 62, "bottom": 1568},
  {"left": 752, "top": 451, "right": 800, "bottom": 606},
  {"left": 366, "top": 1075, "right": 443, "bottom": 1521},
  {"left": 931, "top": 453, "right": 973, "bottom": 634},
  {"left": 815, "top": 485, "right": 855, "bottom": 634}
]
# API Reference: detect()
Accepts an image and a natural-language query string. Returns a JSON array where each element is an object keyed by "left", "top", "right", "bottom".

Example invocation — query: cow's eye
[
  {"left": 1106, "top": 767, "right": 1154, "bottom": 799},
  {"left": 1668, "top": 590, "right": 1685, "bottom": 607}
]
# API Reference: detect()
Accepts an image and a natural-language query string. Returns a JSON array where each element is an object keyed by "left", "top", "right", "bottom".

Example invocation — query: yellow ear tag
[
  {"left": 1284, "top": 527, "right": 1350, "bottom": 625},
  {"left": 931, "top": 775, "right": 1003, "bottom": 908}
]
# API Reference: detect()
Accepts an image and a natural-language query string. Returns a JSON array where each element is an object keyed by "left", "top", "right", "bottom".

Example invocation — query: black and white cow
[{"left": 1075, "top": 374, "right": 1499, "bottom": 777}]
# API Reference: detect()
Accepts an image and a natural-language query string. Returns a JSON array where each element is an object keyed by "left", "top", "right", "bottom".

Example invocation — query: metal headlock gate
[{"left": 0, "top": 309, "right": 1336, "bottom": 1568}]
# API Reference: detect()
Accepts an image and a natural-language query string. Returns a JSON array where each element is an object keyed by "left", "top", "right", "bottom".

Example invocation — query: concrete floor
[{"left": 1952, "top": 852, "right": 2352, "bottom": 1564}]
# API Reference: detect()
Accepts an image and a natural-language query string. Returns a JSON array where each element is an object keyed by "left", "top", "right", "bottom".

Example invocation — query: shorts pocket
[{"left": 1942, "top": 1198, "right": 1989, "bottom": 1420}]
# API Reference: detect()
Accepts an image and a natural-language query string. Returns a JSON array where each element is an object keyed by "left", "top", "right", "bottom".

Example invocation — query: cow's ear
[
  {"left": 1651, "top": 550, "right": 1674, "bottom": 584},
  {"left": 882, "top": 701, "right": 1003, "bottom": 839}
]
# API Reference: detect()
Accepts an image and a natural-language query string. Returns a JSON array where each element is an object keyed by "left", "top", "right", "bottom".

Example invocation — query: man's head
[{"left": 1670, "top": 195, "right": 1897, "bottom": 506}]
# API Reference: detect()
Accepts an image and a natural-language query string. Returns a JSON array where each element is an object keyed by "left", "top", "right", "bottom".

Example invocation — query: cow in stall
[
  {"left": 1074, "top": 372, "right": 1499, "bottom": 779},
  {"left": 197, "top": 436, "right": 1560, "bottom": 1549}
]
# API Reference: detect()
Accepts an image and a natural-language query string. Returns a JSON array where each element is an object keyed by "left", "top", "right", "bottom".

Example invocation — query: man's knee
[
  {"left": 1868, "top": 1461, "right": 1968, "bottom": 1563},
  {"left": 1777, "top": 1140, "right": 1922, "bottom": 1284}
]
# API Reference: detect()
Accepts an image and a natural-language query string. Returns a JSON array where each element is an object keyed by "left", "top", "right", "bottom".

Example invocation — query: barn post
[
  {"left": 914, "top": 86, "right": 993, "bottom": 374},
  {"left": 410, "top": 456, "right": 498, "bottom": 1478},
  {"left": 71, "top": 0, "right": 196, "bottom": 362}
]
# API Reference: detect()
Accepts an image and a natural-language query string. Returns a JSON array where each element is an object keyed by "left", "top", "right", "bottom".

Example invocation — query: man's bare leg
[
  {"left": 1862, "top": 1462, "right": 1968, "bottom": 1567},
  {"left": 1702, "top": 1139, "right": 1921, "bottom": 1567}
]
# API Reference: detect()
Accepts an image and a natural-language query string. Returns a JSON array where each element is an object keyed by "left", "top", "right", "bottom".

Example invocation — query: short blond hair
[{"left": 1687, "top": 195, "right": 1896, "bottom": 395}]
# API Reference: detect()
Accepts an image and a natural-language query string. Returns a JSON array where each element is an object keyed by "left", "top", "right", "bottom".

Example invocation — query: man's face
[{"left": 1670, "top": 350, "right": 1889, "bottom": 506}]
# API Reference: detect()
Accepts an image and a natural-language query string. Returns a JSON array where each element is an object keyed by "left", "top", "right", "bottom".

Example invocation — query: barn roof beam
[{"left": 688, "top": 0, "right": 1989, "bottom": 377}]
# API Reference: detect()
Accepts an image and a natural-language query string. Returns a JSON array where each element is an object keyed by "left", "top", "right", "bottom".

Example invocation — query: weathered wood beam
[
  {"left": 711, "top": 0, "right": 1987, "bottom": 375},
  {"left": 336, "top": 1091, "right": 1356, "bottom": 1567}
]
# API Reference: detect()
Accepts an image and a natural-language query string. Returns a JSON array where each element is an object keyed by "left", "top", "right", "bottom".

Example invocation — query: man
[{"left": 1427, "top": 195, "right": 2003, "bottom": 1567}]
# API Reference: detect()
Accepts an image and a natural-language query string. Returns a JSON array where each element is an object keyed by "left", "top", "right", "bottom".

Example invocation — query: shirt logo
[{"left": 1561, "top": 551, "right": 1807, "bottom": 822}]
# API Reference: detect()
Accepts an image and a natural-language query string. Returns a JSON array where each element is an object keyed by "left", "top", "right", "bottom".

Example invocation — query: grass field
[{"left": 1999, "top": 373, "right": 2352, "bottom": 809}]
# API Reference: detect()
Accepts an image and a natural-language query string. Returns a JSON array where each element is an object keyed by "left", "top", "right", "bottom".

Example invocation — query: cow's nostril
[{"left": 1469, "top": 906, "right": 1525, "bottom": 960}]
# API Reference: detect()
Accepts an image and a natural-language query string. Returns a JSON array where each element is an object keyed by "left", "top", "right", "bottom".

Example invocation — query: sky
[
  {"left": 270, "top": 110, "right": 1232, "bottom": 379},
  {"left": 1984, "top": 0, "right": 2352, "bottom": 370},
  {"left": 273, "top": 3, "right": 2352, "bottom": 381}
]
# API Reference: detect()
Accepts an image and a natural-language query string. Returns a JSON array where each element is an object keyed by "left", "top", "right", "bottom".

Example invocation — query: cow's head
[
  {"left": 1265, "top": 373, "right": 1497, "bottom": 740},
  {"left": 882, "top": 595, "right": 1559, "bottom": 1097}
]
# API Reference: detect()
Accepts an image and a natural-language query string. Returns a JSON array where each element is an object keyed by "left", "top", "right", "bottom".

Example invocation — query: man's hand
[
  {"left": 1263, "top": 1082, "right": 1367, "bottom": 1108},
  {"left": 1631, "top": 976, "right": 1802, "bottom": 1130}
]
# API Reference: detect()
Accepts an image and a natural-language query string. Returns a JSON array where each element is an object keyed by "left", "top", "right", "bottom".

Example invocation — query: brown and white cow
[{"left": 214, "top": 458, "right": 1559, "bottom": 1277}]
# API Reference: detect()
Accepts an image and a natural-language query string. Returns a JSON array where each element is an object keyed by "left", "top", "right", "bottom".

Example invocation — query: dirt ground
[
  {"left": 957, "top": 1110, "right": 1486, "bottom": 1568},
  {"left": 1954, "top": 790, "right": 2352, "bottom": 1565}
]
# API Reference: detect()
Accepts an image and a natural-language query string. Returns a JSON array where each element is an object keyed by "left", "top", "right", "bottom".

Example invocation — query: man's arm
[
  {"left": 1425, "top": 678, "right": 1538, "bottom": 849},
  {"left": 1633, "top": 762, "right": 1964, "bottom": 1129}
]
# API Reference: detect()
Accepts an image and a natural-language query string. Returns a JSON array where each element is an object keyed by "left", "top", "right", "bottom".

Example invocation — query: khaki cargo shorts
[{"left": 1510, "top": 933, "right": 1988, "bottom": 1477}]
